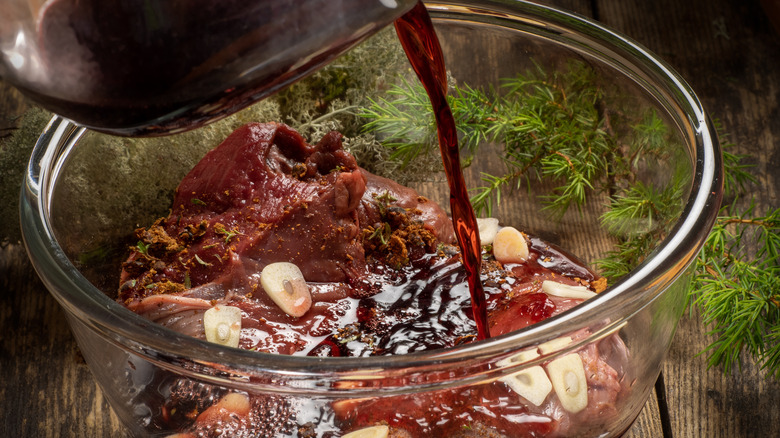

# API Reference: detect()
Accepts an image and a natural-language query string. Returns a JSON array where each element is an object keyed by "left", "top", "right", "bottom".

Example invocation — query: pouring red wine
[{"left": 394, "top": 2, "right": 489, "bottom": 340}]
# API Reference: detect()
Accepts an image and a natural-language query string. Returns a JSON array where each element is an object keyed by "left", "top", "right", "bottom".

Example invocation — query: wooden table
[{"left": 2, "top": 0, "right": 779, "bottom": 436}]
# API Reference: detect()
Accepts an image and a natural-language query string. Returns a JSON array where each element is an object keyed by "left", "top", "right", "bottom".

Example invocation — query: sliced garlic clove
[
  {"left": 498, "top": 348, "right": 552, "bottom": 406},
  {"left": 342, "top": 425, "right": 390, "bottom": 438},
  {"left": 203, "top": 306, "right": 242, "bottom": 348},
  {"left": 477, "top": 217, "right": 500, "bottom": 245},
  {"left": 260, "top": 262, "right": 312, "bottom": 317},
  {"left": 542, "top": 280, "right": 597, "bottom": 300},
  {"left": 492, "top": 226, "right": 529, "bottom": 263},
  {"left": 546, "top": 353, "right": 588, "bottom": 413},
  {"left": 501, "top": 365, "right": 553, "bottom": 406},
  {"left": 538, "top": 336, "right": 573, "bottom": 355}
]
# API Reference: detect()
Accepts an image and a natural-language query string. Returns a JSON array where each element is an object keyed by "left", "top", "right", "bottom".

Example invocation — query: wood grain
[{"left": 0, "top": 243, "right": 123, "bottom": 437}]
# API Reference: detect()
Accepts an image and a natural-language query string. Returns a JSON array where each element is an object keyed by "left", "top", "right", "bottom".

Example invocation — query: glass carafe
[{"left": 0, "top": 0, "right": 417, "bottom": 136}]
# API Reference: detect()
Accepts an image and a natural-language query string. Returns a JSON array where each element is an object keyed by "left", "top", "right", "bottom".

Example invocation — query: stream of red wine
[{"left": 395, "top": 3, "right": 489, "bottom": 340}]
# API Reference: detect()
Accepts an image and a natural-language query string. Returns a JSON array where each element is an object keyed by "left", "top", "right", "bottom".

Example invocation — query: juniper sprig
[
  {"left": 360, "top": 61, "right": 620, "bottom": 218},
  {"left": 691, "top": 201, "right": 780, "bottom": 378}
]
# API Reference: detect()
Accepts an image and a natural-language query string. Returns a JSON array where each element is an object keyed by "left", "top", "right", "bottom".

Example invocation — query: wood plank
[
  {"left": 625, "top": 387, "right": 665, "bottom": 438},
  {"left": 663, "top": 312, "right": 780, "bottom": 437},
  {"left": 0, "top": 244, "right": 124, "bottom": 437}
]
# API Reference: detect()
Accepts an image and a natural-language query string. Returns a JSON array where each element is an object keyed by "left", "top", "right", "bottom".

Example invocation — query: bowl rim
[{"left": 20, "top": 0, "right": 722, "bottom": 389}]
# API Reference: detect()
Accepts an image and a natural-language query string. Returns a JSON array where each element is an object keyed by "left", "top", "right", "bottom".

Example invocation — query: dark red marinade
[{"left": 118, "top": 122, "right": 624, "bottom": 438}]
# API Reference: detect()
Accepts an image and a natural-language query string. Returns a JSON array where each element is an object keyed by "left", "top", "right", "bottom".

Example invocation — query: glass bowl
[{"left": 21, "top": 1, "right": 722, "bottom": 437}]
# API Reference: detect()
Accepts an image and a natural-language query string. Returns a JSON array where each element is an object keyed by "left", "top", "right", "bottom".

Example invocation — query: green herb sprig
[
  {"left": 683, "top": 125, "right": 780, "bottom": 378},
  {"left": 691, "top": 202, "right": 780, "bottom": 377},
  {"left": 360, "top": 61, "right": 621, "bottom": 218}
]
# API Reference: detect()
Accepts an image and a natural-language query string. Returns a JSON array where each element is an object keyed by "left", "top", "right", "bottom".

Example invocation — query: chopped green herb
[
  {"left": 194, "top": 254, "right": 212, "bottom": 266},
  {"left": 215, "top": 225, "right": 242, "bottom": 244},
  {"left": 136, "top": 241, "right": 150, "bottom": 256},
  {"left": 374, "top": 191, "right": 397, "bottom": 217},
  {"left": 369, "top": 223, "right": 392, "bottom": 246}
]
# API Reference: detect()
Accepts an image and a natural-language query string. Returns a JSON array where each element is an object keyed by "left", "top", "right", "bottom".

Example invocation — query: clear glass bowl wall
[{"left": 21, "top": 1, "right": 721, "bottom": 437}]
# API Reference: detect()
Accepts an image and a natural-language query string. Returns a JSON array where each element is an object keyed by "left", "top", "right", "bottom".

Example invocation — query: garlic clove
[
  {"left": 538, "top": 336, "right": 573, "bottom": 355},
  {"left": 203, "top": 306, "right": 242, "bottom": 348},
  {"left": 501, "top": 366, "right": 553, "bottom": 406},
  {"left": 498, "top": 348, "right": 552, "bottom": 406},
  {"left": 260, "top": 262, "right": 312, "bottom": 317},
  {"left": 342, "top": 425, "right": 390, "bottom": 438},
  {"left": 542, "top": 280, "right": 597, "bottom": 300},
  {"left": 477, "top": 217, "right": 500, "bottom": 245},
  {"left": 546, "top": 353, "right": 588, "bottom": 413},
  {"left": 492, "top": 226, "right": 529, "bottom": 263}
]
